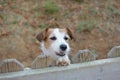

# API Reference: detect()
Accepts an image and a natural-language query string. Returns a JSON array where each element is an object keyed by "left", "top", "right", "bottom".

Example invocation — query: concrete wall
[{"left": 0, "top": 57, "right": 120, "bottom": 80}]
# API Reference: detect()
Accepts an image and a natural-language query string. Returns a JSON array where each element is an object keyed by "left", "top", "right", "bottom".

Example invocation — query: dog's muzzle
[
  {"left": 60, "top": 44, "right": 67, "bottom": 51},
  {"left": 56, "top": 51, "right": 65, "bottom": 57}
]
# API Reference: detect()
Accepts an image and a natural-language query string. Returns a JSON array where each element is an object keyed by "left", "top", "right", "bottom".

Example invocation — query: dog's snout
[{"left": 60, "top": 44, "right": 67, "bottom": 51}]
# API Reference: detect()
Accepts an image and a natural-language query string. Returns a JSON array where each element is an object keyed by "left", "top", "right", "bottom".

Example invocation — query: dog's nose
[{"left": 60, "top": 44, "right": 67, "bottom": 51}]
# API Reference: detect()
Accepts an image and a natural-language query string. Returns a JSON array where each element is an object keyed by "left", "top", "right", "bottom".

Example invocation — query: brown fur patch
[
  {"left": 36, "top": 28, "right": 49, "bottom": 42},
  {"left": 36, "top": 28, "right": 54, "bottom": 49},
  {"left": 44, "top": 29, "right": 54, "bottom": 49},
  {"left": 66, "top": 28, "right": 74, "bottom": 40},
  {"left": 59, "top": 28, "right": 75, "bottom": 40}
]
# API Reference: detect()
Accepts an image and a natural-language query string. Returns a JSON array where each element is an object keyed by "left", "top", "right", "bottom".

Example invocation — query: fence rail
[
  {"left": 0, "top": 57, "right": 120, "bottom": 80},
  {"left": 0, "top": 46, "right": 120, "bottom": 73}
]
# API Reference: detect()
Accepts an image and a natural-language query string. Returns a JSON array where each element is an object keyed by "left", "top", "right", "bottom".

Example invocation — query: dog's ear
[
  {"left": 36, "top": 28, "right": 49, "bottom": 42},
  {"left": 66, "top": 27, "right": 76, "bottom": 41}
]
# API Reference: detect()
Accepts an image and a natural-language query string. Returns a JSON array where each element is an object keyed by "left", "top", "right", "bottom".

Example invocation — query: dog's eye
[
  {"left": 50, "top": 36, "right": 57, "bottom": 40},
  {"left": 64, "top": 36, "right": 68, "bottom": 40}
]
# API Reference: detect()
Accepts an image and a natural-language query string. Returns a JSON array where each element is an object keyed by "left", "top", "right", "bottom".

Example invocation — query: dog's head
[{"left": 36, "top": 28, "right": 74, "bottom": 59}]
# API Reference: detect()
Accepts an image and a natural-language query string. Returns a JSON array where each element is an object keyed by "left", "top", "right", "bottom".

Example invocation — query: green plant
[
  {"left": 39, "top": 23, "right": 46, "bottom": 29},
  {"left": 77, "top": 20, "right": 95, "bottom": 32},
  {"left": 74, "top": 0, "right": 84, "bottom": 3},
  {"left": 0, "top": 14, "right": 4, "bottom": 19},
  {"left": 0, "top": 0, "right": 6, "bottom": 5},
  {"left": 88, "top": 8, "right": 98, "bottom": 15},
  {"left": 44, "top": 1, "right": 58, "bottom": 14},
  {"left": 106, "top": 5, "right": 119, "bottom": 16}
]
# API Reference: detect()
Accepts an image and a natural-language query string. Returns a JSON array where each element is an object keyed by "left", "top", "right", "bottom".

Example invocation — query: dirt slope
[{"left": 0, "top": 0, "right": 120, "bottom": 67}]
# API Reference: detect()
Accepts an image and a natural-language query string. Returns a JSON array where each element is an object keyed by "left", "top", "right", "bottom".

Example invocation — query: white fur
[
  {"left": 56, "top": 55, "right": 70, "bottom": 65},
  {"left": 40, "top": 28, "right": 71, "bottom": 65}
]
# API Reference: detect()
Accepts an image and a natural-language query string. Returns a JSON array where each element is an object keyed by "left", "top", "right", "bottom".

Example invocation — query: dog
[{"left": 36, "top": 27, "right": 74, "bottom": 66}]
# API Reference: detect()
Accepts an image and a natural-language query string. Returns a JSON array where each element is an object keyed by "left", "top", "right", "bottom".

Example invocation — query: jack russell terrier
[{"left": 36, "top": 27, "right": 74, "bottom": 66}]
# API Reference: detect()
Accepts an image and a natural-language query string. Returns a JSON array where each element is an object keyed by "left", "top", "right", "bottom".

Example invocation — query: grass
[
  {"left": 88, "top": 8, "right": 98, "bottom": 16},
  {"left": 0, "top": 0, "right": 6, "bottom": 5},
  {"left": 74, "top": 0, "right": 84, "bottom": 3},
  {"left": 44, "top": 1, "right": 58, "bottom": 14},
  {"left": 77, "top": 20, "right": 95, "bottom": 32},
  {"left": 105, "top": 5, "right": 119, "bottom": 18},
  {"left": 5, "top": 13, "right": 20, "bottom": 25},
  {"left": 0, "top": 14, "right": 4, "bottom": 19},
  {"left": 39, "top": 23, "right": 46, "bottom": 29}
]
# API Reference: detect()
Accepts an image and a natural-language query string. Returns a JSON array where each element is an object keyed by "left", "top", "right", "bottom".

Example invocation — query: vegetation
[
  {"left": 77, "top": 20, "right": 95, "bottom": 32},
  {"left": 44, "top": 1, "right": 58, "bottom": 14},
  {"left": 0, "top": 0, "right": 120, "bottom": 67}
]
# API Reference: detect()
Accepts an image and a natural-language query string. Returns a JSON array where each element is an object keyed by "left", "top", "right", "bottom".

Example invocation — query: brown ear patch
[
  {"left": 66, "top": 27, "right": 75, "bottom": 41},
  {"left": 36, "top": 28, "right": 49, "bottom": 42}
]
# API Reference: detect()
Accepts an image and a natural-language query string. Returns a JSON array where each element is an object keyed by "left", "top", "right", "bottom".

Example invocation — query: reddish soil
[{"left": 0, "top": 0, "right": 120, "bottom": 67}]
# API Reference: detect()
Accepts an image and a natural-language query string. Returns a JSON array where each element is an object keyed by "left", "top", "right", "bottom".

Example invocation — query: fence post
[
  {"left": 0, "top": 59, "right": 24, "bottom": 73},
  {"left": 31, "top": 55, "right": 53, "bottom": 69},
  {"left": 71, "top": 49, "right": 97, "bottom": 63},
  {"left": 107, "top": 46, "right": 120, "bottom": 58}
]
